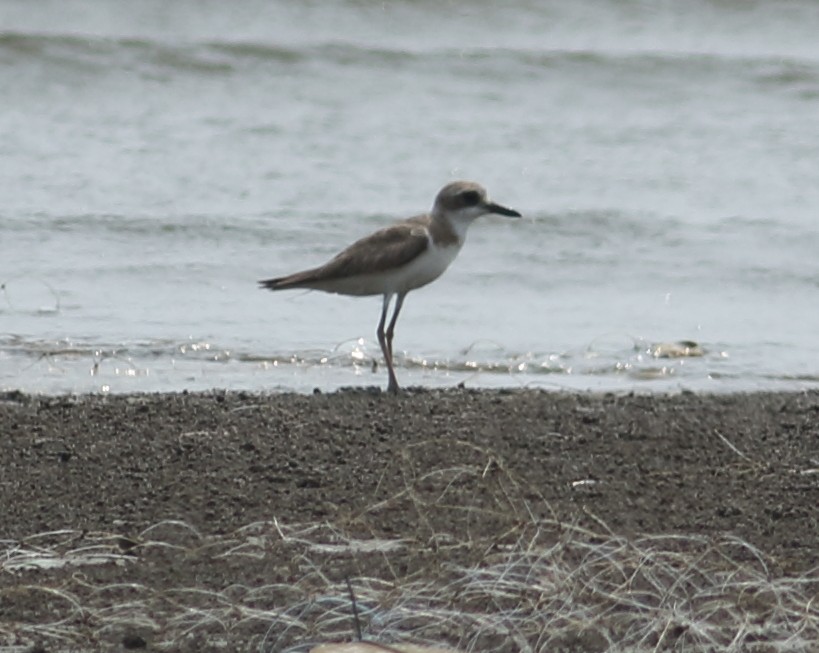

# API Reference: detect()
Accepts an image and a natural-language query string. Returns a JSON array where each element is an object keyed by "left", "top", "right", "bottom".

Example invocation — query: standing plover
[{"left": 260, "top": 181, "right": 521, "bottom": 393}]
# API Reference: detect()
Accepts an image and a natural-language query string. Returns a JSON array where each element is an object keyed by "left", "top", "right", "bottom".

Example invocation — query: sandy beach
[{"left": 1, "top": 388, "right": 818, "bottom": 651}]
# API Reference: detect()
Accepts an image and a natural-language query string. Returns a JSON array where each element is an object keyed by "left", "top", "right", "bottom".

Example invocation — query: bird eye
[{"left": 461, "top": 190, "right": 480, "bottom": 206}]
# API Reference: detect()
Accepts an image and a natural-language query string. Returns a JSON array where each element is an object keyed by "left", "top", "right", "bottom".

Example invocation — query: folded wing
[{"left": 259, "top": 219, "right": 430, "bottom": 291}]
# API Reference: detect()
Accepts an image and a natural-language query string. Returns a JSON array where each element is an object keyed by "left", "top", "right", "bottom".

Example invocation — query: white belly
[{"left": 324, "top": 241, "right": 462, "bottom": 296}]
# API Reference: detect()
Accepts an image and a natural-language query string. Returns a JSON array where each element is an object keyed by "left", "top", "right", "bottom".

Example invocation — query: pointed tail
[{"left": 258, "top": 269, "right": 320, "bottom": 291}]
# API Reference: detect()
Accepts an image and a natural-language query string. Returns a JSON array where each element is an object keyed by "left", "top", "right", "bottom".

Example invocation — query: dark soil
[{"left": 1, "top": 388, "right": 818, "bottom": 651}]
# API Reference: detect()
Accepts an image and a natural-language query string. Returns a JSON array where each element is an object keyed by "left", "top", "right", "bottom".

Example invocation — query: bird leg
[
  {"left": 377, "top": 294, "right": 400, "bottom": 394},
  {"left": 386, "top": 292, "right": 405, "bottom": 363}
]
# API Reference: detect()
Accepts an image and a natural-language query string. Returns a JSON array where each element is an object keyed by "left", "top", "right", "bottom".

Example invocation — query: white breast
[
  {"left": 385, "top": 238, "right": 462, "bottom": 294},
  {"left": 322, "top": 233, "right": 463, "bottom": 296}
]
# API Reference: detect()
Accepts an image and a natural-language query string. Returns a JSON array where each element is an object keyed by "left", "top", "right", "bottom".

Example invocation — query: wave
[
  {"left": 2, "top": 209, "right": 684, "bottom": 254},
  {"left": 3, "top": 30, "right": 819, "bottom": 85},
  {"left": 1, "top": 211, "right": 292, "bottom": 242},
  {"left": 4, "top": 334, "right": 817, "bottom": 395},
  {"left": 0, "top": 31, "right": 304, "bottom": 74},
  {"left": 0, "top": 333, "right": 726, "bottom": 376},
  {"left": 7, "top": 208, "right": 815, "bottom": 271}
]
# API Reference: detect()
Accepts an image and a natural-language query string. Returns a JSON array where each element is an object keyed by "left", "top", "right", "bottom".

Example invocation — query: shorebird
[{"left": 259, "top": 181, "right": 521, "bottom": 393}]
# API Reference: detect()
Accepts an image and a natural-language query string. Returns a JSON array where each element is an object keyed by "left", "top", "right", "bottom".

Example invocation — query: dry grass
[{"left": 1, "top": 449, "right": 817, "bottom": 653}]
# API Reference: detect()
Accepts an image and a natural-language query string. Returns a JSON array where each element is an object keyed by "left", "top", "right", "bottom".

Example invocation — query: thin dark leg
[
  {"left": 385, "top": 292, "right": 406, "bottom": 363},
  {"left": 377, "top": 293, "right": 399, "bottom": 393}
]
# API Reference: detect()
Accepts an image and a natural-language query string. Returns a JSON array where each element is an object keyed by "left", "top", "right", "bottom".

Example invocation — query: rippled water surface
[{"left": 2, "top": 0, "right": 819, "bottom": 394}]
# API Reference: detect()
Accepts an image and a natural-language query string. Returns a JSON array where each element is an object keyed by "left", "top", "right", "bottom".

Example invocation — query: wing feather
[{"left": 260, "top": 217, "right": 429, "bottom": 291}]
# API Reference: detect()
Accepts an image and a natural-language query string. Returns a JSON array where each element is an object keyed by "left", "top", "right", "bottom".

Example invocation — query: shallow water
[{"left": 2, "top": 0, "right": 819, "bottom": 394}]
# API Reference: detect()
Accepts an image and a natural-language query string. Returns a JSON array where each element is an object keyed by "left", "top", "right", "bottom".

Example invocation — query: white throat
[{"left": 439, "top": 205, "right": 488, "bottom": 243}]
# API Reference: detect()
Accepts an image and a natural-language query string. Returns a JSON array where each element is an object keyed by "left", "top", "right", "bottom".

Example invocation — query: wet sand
[{"left": 1, "top": 388, "right": 818, "bottom": 651}]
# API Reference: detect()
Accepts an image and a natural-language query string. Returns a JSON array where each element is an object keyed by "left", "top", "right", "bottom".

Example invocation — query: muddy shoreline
[
  {"left": 2, "top": 388, "right": 818, "bottom": 563},
  {"left": 2, "top": 388, "right": 818, "bottom": 651}
]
